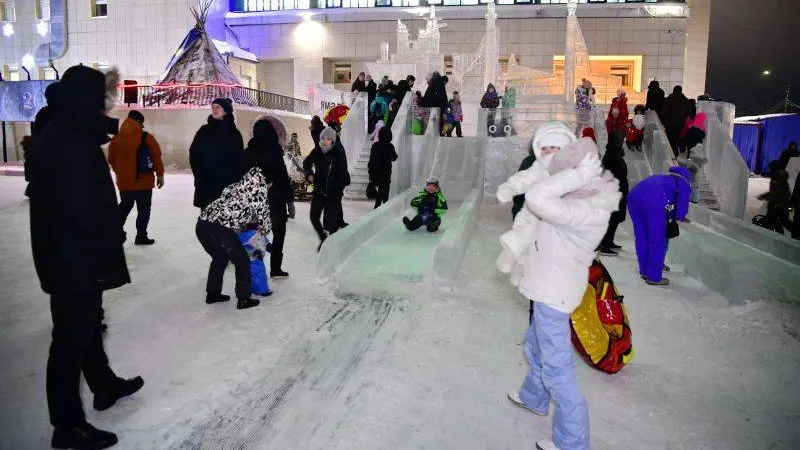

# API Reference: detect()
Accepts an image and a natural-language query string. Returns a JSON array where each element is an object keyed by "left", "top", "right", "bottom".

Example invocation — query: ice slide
[{"left": 317, "top": 120, "right": 487, "bottom": 296}]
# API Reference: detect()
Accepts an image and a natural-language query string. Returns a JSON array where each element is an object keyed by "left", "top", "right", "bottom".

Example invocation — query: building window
[
  {"left": 0, "top": 1, "right": 16, "bottom": 22},
  {"left": 35, "top": 0, "right": 50, "bottom": 20},
  {"left": 39, "top": 67, "right": 57, "bottom": 80},
  {"left": 4, "top": 64, "right": 20, "bottom": 81},
  {"left": 90, "top": 0, "right": 108, "bottom": 18},
  {"left": 333, "top": 63, "right": 352, "bottom": 84},
  {"left": 93, "top": 62, "right": 111, "bottom": 73}
]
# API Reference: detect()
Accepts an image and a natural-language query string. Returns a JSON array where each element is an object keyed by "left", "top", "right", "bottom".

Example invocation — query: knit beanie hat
[
  {"left": 319, "top": 127, "right": 337, "bottom": 153},
  {"left": 212, "top": 98, "right": 234, "bottom": 118}
]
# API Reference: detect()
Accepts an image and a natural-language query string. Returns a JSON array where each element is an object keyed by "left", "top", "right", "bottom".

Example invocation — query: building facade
[{"left": 0, "top": 0, "right": 709, "bottom": 102}]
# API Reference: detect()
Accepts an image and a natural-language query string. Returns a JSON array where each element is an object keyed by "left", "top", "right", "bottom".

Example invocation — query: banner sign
[{"left": 0, "top": 80, "right": 57, "bottom": 122}]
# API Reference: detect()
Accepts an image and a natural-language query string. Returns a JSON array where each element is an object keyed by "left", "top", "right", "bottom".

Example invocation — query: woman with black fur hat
[{"left": 189, "top": 98, "right": 245, "bottom": 209}]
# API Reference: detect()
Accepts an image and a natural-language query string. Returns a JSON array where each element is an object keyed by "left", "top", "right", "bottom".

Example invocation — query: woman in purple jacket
[{"left": 627, "top": 166, "right": 691, "bottom": 286}]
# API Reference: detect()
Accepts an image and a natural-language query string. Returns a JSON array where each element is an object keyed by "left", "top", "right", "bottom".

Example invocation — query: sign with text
[{"left": 0, "top": 80, "right": 57, "bottom": 122}]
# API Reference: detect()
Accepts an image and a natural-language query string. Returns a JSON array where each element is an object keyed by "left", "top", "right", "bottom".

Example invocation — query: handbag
[
  {"left": 665, "top": 176, "right": 680, "bottom": 239},
  {"left": 366, "top": 182, "right": 378, "bottom": 200}
]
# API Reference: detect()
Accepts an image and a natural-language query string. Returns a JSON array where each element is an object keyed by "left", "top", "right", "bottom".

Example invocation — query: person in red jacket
[
  {"left": 606, "top": 90, "right": 629, "bottom": 136},
  {"left": 108, "top": 110, "right": 165, "bottom": 245}
]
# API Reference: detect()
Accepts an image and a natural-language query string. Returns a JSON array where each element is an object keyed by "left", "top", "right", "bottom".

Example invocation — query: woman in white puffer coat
[
  {"left": 504, "top": 137, "right": 621, "bottom": 450},
  {"left": 496, "top": 122, "right": 577, "bottom": 288}
]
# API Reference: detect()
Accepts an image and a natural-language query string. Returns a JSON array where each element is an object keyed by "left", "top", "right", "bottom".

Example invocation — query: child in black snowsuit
[{"left": 403, "top": 178, "right": 448, "bottom": 232}]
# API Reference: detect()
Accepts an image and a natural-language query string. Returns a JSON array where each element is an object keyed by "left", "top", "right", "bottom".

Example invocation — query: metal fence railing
[{"left": 118, "top": 84, "right": 309, "bottom": 115}]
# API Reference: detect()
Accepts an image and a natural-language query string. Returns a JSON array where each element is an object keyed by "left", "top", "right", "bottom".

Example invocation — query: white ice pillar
[
  {"left": 483, "top": 2, "right": 499, "bottom": 88},
  {"left": 564, "top": 1, "right": 578, "bottom": 104},
  {"left": 683, "top": 0, "right": 711, "bottom": 98}
]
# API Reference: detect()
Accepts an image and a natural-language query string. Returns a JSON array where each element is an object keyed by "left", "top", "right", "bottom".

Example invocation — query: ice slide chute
[{"left": 317, "top": 111, "right": 489, "bottom": 295}]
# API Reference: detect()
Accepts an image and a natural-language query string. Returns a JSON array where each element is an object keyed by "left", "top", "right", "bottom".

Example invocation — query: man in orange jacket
[{"left": 108, "top": 110, "right": 164, "bottom": 245}]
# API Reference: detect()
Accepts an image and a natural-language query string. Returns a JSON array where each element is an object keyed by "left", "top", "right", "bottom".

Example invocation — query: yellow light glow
[
  {"left": 553, "top": 55, "right": 644, "bottom": 93},
  {"left": 294, "top": 20, "right": 325, "bottom": 50}
]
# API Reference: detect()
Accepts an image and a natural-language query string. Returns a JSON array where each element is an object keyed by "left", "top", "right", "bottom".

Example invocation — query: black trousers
[
  {"left": 311, "top": 194, "right": 342, "bottom": 240},
  {"left": 374, "top": 183, "right": 390, "bottom": 209},
  {"left": 195, "top": 219, "right": 251, "bottom": 300},
  {"left": 119, "top": 190, "right": 153, "bottom": 236},
  {"left": 47, "top": 289, "right": 117, "bottom": 427},
  {"left": 598, "top": 217, "right": 622, "bottom": 250},
  {"left": 766, "top": 209, "right": 793, "bottom": 235},
  {"left": 270, "top": 205, "right": 287, "bottom": 271},
  {"left": 666, "top": 126, "right": 682, "bottom": 156}
]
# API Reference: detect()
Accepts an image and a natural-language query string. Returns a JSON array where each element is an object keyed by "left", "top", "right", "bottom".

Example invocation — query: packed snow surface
[{"left": 1, "top": 174, "right": 799, "bottom": 449}]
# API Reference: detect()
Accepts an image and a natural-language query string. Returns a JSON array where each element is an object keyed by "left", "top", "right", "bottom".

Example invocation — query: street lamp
[{"left": 762, "top": 70, "right": 772, "bottom": 76}]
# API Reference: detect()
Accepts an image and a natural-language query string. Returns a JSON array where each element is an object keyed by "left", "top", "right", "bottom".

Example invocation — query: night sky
[{"left": 706, "top": 0, "right": 800, "bottom": 116}]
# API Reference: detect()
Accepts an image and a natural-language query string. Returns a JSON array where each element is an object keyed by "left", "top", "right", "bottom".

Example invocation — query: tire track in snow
[{"left": 167, "top": 295, "right": 400, "bottom": 450}]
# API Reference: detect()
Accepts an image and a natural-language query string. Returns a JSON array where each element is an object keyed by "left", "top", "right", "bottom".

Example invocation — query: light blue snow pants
[{"left": 519, "top": 302, "right": 590, "bottom": 450}]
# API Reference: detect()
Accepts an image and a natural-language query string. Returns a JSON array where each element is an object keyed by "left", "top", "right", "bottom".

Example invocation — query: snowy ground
[{"left": 1, "top": 174, "right": 800, "bottom": 450}]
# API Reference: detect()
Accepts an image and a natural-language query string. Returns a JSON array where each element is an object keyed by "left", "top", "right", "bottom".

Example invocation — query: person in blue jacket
[{"left": 627, "top": 166, "right": 691, "bottom": 286}]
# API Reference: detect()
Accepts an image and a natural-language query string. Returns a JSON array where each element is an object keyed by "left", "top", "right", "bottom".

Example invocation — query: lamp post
[{"left": 761, "top": 70, "right": 792, "bottom": 114}]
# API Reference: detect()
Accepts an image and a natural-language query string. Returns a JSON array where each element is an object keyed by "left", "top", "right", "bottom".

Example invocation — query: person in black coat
[
  {"left": 778, "top": 142, "right": 799, "bottom": 170},
  {"left": 303, "top": 127, "right": 351, "bottom": 249},
  {"left": 368, "top": 126, "right": 398, "bottom": 209},
  {"left": 189, "top": 98, "right": 245, "bottom": 209},
  {"left": 395, "top": 75, "right": 416, "bottom": 105},
  {"left": 365, "top": 74, "right": 378, "bottom": 106},
  {"left": 28, "top": 65, "right": 143, "bottom": 450},
  {"left": 661, "top": 86, "right": 692, "bottom": 155},
  {"left": 422, "top": 72, "right": 449, "bottom": 120},
  {"left": 645, "top": 80, "right": 665, "bottom": 114},
  {"left": 351, "top": 72, "right": 367, "bottom": 93},
  {"left": 26, "top": 82, "right": 62, "bottom": 197},
  {"left": 310, "top": 115, "right": 325, "bottom": 147},
  {"left": 597, "top": 132, "right": 629, "bottom": 256},
  {"left": 244, "top": 119, "right": 295, "bottom": 278}
]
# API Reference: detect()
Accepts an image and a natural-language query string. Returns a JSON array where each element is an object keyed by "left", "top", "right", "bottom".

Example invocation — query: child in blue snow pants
[
  {"left": 519, "top": 301, "right": 590, "bottom": 450},
  {"left": 238, "top": 230, "right": 272, "bottom": 296}
]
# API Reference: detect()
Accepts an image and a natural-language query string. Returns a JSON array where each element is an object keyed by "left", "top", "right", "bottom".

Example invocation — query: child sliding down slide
[{"left": 403, "top": 178, "right": 448, "bottom": 233}]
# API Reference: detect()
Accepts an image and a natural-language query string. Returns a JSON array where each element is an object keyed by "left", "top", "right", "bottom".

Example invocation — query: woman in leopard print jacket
[{"left": 196, "top": 166, "right": 272, "bottom": 310}]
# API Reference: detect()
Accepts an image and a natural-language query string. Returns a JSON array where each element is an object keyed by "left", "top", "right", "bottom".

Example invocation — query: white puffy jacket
[
  {"left": 517, "top": 162, "right": 621, "bottom": 314},
  {"left": 495, "top": 122, "right": 577, "bottom": 285}
]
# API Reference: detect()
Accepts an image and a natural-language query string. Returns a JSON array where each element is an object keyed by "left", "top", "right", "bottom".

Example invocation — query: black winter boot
[
  {"left": 134, "top": 235, "right": 155, "bottom": 246},
  {"left": 270, "top": 253, "right": 289, "bottom": 279},
  {"left": 205, "top": 294, "right": 231, "bottom": 304},
  {"left": 237, "top": 298, "right": 261, "bottom": 309},
  {"left": 93, "top": 376, "right": 145, "bottom": 411},
  {"left": 51, "top": 423, "right": 118, "bottom": 449}
]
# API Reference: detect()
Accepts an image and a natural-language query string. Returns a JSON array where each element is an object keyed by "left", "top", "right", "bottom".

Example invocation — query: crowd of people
[
  {"left": 22, "top": 62, "right": 794, "bottom": 450},
  {"left": 22, "top": 64, "right": 366, "bottom": 449},
  {"left": 352, "top": 71, "right": 471, "bottom": 138}
]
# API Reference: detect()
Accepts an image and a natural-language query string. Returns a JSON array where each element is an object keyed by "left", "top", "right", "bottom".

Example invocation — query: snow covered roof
[
  {"left": 212, "top": 39, "right": 258, "bottom": 63},
  {"left": 734, "top": 113, "right": 797, "bottom": 124}
]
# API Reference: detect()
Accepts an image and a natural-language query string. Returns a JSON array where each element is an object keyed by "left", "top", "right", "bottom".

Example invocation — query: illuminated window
[
  {"left": 0, "top": 1, "right": 16, "bottom": 22},
  {"left": 35, "top": 0, "right": 50, "bottom": 20},
  {"left": 90, "top": 0, "right": 108, "bottom": 18},
  {"left": 333, "top": 63, "right": 352, "bottom": 84},
  {"left": 4, "top": 64, "right": 20, "bottom": 81},
  {"left": 39, "top": 67, "right": 58, "bottom": 80}
]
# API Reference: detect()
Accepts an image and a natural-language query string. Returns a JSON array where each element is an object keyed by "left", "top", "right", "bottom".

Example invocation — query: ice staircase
[
  {"left": 696, "top": 169, "right": 721, "bottom": 211},
  {"left": 344, "top": 135, "right": 374, "bottom": 200}
]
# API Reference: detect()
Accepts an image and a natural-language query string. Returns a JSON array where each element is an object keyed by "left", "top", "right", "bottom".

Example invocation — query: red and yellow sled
[{"left": 570, "top": 260, "right": 634, "bottom": 374}]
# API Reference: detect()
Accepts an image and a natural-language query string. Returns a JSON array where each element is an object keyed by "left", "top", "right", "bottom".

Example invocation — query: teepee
[{"left": 146, "top": 0, "right": 255, "bottom": 106}]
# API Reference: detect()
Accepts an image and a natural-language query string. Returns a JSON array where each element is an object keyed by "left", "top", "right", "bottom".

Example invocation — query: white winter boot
[
  {"left": 507, "top": 391, "right": 547, "bottom": 416},
  {"left": 535, "top": 440, "right": 561, "bottom": 450}
]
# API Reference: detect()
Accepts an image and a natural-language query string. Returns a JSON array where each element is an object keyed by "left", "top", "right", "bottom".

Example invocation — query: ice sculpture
[{"left": 367, "top": 7, "right": 446, "bottom": 87}]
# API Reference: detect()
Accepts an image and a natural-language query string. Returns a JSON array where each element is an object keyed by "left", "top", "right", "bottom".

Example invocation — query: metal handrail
[{"left": 118, "top": 84, "right": 309, "bottom": 115}]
